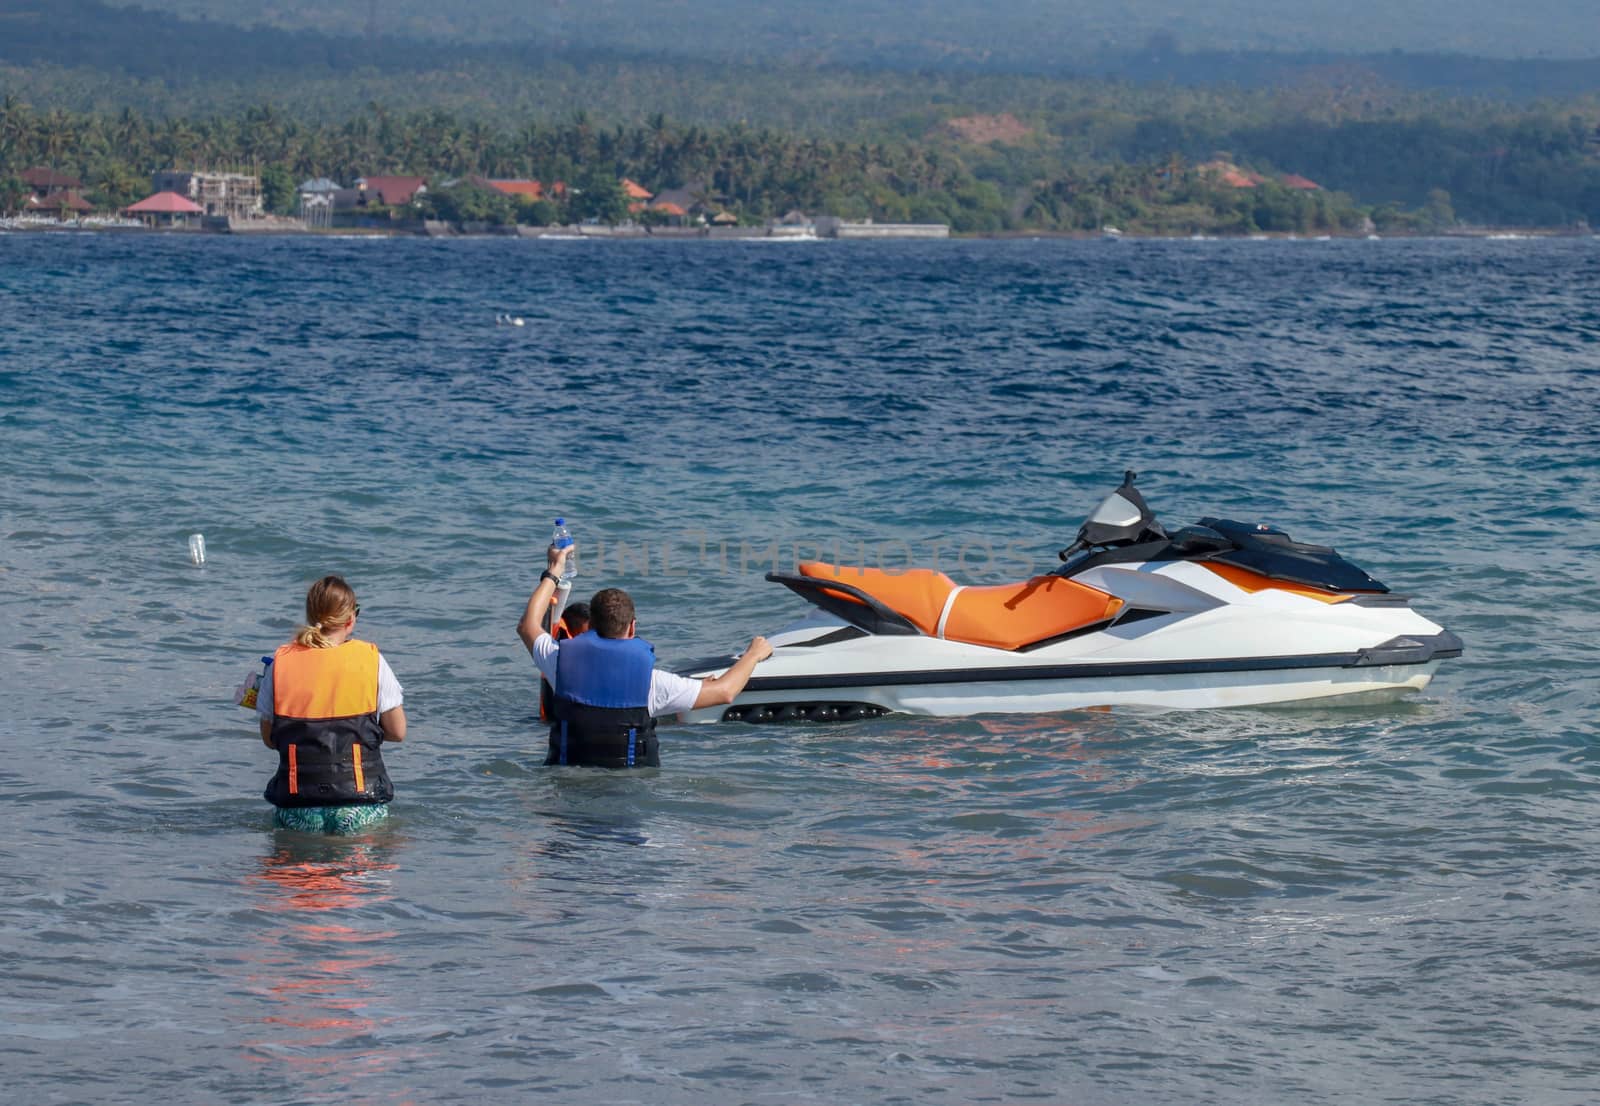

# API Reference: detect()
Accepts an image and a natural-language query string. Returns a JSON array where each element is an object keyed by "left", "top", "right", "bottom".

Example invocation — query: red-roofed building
[
  {"left": 125, "top": 190, "right": 204, "bottom": 213},
  {"left": 1280, "top": 174, "right": 1322, "bottom": 190},
  {"left": 643, "top": 200, "right": 690, "bottom": 227},
  {"left": 355, "top": 176, "right": 428, "bottom": 206},
  {"left": 26, "top": 190, "right": 94, "bottom": 216},
  {"left": 1198, "top": 160, "right": 1265, "bottom": 189},
  {"left": 487, "top": 179, "right": 546, "bottom": 201},
  {"left": 123, "top": 190, "right": 205, "bottom": 226},
  {"left": 651, "top": 185, "right": 713, "bottom": 218},
  {"left": 623, "top": 179, "right": 656, "bottom": 215},
  {"left": 22, "top": 167, "right": 83, "bottom": 195}
]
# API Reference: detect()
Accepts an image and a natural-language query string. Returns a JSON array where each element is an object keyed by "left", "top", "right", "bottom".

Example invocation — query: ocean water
[{"left": 1, "top": 232, "right": 1597, "bottom": 1105}]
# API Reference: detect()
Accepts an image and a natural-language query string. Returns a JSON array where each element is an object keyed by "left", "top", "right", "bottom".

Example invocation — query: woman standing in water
[{"left": 256, "top": 576, "right": 407, "bottom": 834}]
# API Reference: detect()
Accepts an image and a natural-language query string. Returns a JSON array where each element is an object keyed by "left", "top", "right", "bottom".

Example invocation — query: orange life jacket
[
  {"left": 265, "top": 640, "right": 393, "bottom": 808},
  {"left": 538, "top": 616, "right": 580, "bottom": 722}
]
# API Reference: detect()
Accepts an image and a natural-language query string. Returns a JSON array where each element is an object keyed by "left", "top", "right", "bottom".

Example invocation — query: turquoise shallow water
[{"left": 1, "top": 233, "right": 1598, "bottom": 1104}]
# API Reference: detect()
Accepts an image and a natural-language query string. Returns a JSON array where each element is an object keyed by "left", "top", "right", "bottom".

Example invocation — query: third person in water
[{"left": 516, "top": 541, "right": 772, "bottom": 769}]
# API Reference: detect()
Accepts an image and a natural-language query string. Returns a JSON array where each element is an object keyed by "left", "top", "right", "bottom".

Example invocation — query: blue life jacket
[{"left": 548, "top": 632, "right": 660, "bottom": 768}]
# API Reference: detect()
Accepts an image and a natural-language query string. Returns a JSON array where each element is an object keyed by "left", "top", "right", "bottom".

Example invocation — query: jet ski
[{"left": 679, "top": 472, "right": 1461, "bottom": 722}]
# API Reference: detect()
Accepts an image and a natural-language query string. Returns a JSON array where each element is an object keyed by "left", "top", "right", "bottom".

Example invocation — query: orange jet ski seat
[
  {"left": 796, "top": 563, "right": 1123, "bottom": 651},
  {"left": 797, "top": 562, "right": 956, "bottom": 636}
]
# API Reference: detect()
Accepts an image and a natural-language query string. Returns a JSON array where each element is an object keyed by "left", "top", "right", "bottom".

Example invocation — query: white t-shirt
[
  {"left": 255, "top": 651, "right": 404, "bottom": 722},
  {"left": 528, "top": 632, "right": 702, "bottom": 719}
]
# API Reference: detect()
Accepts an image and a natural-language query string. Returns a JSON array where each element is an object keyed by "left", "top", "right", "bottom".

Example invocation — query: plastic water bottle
[
  {"left": 552, "top": 518, "right": 577, "bottom": 580},
  {"left": 235, "top": 655, "right": 273, "bottom": 709},
  {"left": 187, "top": 533, "right": 206, "bottom": 566}
]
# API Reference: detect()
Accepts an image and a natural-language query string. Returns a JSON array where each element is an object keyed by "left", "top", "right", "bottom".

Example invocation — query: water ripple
[{"left": 1, "top": 233, "right": 1597, "bottom": 1104}]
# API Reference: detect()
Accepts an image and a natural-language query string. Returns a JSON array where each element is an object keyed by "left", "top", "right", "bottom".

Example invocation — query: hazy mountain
[
  {"left": 8, "top": 0, "right": 1600, "bottom": 124},
  {"left": 101, "top": 0, "right": 1600, "bottom": 63}
]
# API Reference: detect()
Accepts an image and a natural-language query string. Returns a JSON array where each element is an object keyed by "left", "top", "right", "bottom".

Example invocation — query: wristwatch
[{"left": 540, "top": 570, "right": 560, "bottom": 585}]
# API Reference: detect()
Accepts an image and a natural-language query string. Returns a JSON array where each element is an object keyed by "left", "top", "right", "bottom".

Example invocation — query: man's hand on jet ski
[{"left": 691, "top": 636, "right": 773, "bottom": 710}]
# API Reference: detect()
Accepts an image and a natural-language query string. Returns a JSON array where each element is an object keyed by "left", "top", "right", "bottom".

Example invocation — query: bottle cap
[{"left": 555, "top": 517, "right": 565, "bottom": 526}]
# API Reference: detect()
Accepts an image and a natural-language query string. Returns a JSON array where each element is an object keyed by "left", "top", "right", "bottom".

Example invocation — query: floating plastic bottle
[
  {"left": 552, "top": 518, "right": 577, "bottom": 580},
  {"left": 188, "top": 533, "right": 206, "bottom": 566}
]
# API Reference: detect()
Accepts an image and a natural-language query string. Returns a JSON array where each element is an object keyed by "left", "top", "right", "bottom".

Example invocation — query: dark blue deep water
[{"left": 2, "top": 232, "right": 1598, "bottom": 1104}]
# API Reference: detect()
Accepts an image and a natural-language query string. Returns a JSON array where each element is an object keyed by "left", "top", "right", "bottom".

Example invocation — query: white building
[
  {"left": 151, "top": 171, "right": 264, "bottom": 220},
  {"left": 297, "top": 178, "right": 341, "bottom": 228}
]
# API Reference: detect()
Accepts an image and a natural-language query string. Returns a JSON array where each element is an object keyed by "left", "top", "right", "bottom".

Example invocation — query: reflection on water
[
  {"left": 496, "top": 774, "right": 672, "bottom": 916},
  {"left": 238, "top": 836, "right": 401, "bottom": 1078},
  {"left": 537, "top": 769, "right": 667, "bottom": 851},
  {"left": 758, "top": 715, "right": 1160, "bottom": 930}
]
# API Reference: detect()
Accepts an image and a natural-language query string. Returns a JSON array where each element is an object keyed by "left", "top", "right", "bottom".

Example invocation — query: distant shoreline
[{"left": 1, "top": 221, "right": 1592, "bottom": 242}]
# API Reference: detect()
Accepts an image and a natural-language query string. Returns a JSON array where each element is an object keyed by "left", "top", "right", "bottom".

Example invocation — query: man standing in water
[{"left": 517, "top": 543, "right": 772, "bottom": 768}]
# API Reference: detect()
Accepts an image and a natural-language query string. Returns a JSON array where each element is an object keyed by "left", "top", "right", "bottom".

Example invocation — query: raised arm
[
  {"left": 516, "top": 544, "right": 573, "bottom": 651},
  {"left": 692, "top": 637, "right": 774, "bottom": 708}
]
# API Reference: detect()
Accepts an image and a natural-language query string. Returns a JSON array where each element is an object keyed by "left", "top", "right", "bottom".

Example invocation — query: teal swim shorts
[{"left": 272, "top": 804, "right": 389, "bottom": 835}]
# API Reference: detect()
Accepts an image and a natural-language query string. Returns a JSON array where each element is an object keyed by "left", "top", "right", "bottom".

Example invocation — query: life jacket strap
[{"left": 287, "top": 744, "right": 299, "bottom": 795}]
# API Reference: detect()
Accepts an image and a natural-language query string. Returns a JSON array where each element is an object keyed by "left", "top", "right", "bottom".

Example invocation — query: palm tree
[
  {"left": 38, "top": 108, "right": 80, "bottom": 176},
  {"left": 0, "top": 176, "right": 29, "bottom": 216},
  {"left": 0, "top": 93, "right": 32, "bottom": 163},
  {"left": 241, "top": 103, "right": 286, "bottom": 167},
  {"left": 463, "top": 119, "right": 496, "bottom": 175},
  {"left": 158, "top": 117, "right": 199, "bottom": 169},
  {"left": 513, "top": 120, "right": 547, "bottom": 178}
]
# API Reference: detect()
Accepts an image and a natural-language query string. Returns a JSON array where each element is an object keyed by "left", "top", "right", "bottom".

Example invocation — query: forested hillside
[{"left": 3, "top": 0, "right": 1599, "bottom": 229}]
